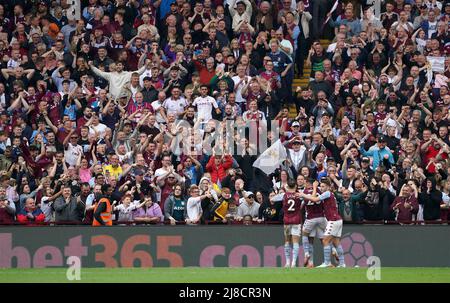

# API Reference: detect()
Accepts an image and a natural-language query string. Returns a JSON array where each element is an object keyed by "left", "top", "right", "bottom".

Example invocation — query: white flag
[
  {"left": 426, "top": 56, "right": 445, "bottom": 73},
  {"left": 324, "top": 0, "right": 339, "bottom": 24},
  {"left": 253, "top": 139, "right": 288, "bottom": 175}
]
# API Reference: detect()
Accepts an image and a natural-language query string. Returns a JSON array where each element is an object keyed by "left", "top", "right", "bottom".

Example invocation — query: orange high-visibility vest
[{"left": 92, "top": 198, "right": 112, "bottom": 226}]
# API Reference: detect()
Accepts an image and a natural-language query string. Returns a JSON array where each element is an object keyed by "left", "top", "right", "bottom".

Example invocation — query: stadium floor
[{"left": 0, "top": 267, "right": 449, "bottom": 283}]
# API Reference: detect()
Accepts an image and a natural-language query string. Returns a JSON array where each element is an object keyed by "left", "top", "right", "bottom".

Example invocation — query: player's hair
[
  {"left": 287, "top": 179, "right": 296, "bottom": 189},
  {"left": 320, "top": 177, "right": 332, "bottom": 186}
]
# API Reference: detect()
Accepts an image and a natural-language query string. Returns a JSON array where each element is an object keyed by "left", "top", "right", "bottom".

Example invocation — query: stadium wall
[{"left": 0, "top": 225, "right": 448, "bottom": 268}]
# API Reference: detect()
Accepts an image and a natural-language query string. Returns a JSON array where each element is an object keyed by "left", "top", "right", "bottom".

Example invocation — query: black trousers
[
  {"left": 311, "top": 0, "right": 328, "bottom": 39},
  {"left": 296, "top": 33, "right": 310, "bottom": 77}
]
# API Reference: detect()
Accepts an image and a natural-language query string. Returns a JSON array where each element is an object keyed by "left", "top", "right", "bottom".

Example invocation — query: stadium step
[
  {"left": 291, "top": 39, "right": 332, "bottom": 93},
  {"left": 289, "top": 39, "right": 332, "bottom": 118}
]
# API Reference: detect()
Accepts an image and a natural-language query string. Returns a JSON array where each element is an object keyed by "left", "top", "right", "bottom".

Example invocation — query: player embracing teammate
[
  {"left": 300, "top": 178, "right": 327, "bottom": 268},
  {"left": 273, "top": 179, "right": 303, "bottom": 268},
  {"left": 300, "top": 177, "right": 345, "bottom": 268}
]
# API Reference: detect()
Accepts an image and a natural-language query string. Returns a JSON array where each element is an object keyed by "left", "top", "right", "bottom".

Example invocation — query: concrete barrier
[{"left": 0, "top": 225, "right": 448, "bottom": 268}]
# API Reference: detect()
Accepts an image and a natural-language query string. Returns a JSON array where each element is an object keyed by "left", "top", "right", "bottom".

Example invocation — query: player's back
[
  {"left": 282, "top": 192, "right": 302, "bottom": 225},
  {"left": 322, "top": 192, "right": 342, "bottom": 221},
  {"left": 302, "top": 188, "right": 325, "bottom": 220}
]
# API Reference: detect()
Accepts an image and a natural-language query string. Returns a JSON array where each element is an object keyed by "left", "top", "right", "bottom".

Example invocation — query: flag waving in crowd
[{"left": 253, "top": 140, "right": 287, "bottom": 175}]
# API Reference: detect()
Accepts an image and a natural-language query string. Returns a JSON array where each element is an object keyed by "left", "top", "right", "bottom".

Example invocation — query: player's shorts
[
  {"left": 302, "top": 217, "right": 327, "bottom": 235},
  {"left": 284, "top": 224, "right": 301, "bottom": 237},
  {"left": 324, "top": 219, "right": 343, "bottom": 238},
  {"left": 309, "top": 225, "right": 325, "bottom": 239}
]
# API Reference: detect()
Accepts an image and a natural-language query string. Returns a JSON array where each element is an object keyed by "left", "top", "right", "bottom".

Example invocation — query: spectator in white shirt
[
  {"left": 236, "top": 191, "right": 260, "bottom": 221},
  {"left": 232, "top": 64, "right": 252, "bottom": 105},
  {"left": 193, "top": 84, "right": 221, "bottom": 122},
  {"left": 186, "top": 185, "right": 212, "bottom": 224},
  {"left": 163, "top": 87, "right": 188, "bottom": 118}
]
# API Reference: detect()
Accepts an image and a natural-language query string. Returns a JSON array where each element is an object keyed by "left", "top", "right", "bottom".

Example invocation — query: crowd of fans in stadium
[{"left": 0, "top": 0, "right": 449, "bottom": 225}]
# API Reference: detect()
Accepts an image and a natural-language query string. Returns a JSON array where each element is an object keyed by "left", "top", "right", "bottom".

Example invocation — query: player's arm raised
[
  {"left": 301, "top": 188, "right": 329, "bottom": 202},
  {"left": 300, "top": 192, "right": 320, "bottom": 202},
  {"left": 311, "top": 180, "right": 319, "bottom": 196}
]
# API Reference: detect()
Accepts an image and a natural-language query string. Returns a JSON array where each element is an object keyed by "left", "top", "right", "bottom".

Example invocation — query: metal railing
[{"left": 0, "top": 219, "right": 448, "bottom": 226}]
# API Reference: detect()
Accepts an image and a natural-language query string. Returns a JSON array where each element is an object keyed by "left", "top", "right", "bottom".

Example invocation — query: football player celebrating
[
  {"left": 300, "top": 178, "right": 345, "bottom": 268},
  {"left": 300, "top": 178, "right": 327, "bottom": 268},
  {"left": 273, "top": 179, "right": 303, "bottom": 268}
]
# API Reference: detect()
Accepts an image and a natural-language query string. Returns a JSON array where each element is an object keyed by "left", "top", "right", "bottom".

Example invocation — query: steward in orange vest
[{"left": 93, "top": 185, "right": 113, "bottom": 226}]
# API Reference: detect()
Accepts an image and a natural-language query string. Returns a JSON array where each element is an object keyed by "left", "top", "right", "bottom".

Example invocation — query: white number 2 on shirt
[{"left": 287, "top": 199, "right": 296, "bottom": 212}]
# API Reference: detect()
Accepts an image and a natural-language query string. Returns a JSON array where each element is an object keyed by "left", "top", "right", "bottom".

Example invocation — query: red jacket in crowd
[
  {"left": 17, "top": 207, "right": 45, "bottom": 224},
  {"left": 206, "top": 155, "right": 233, "bottom": 184}
]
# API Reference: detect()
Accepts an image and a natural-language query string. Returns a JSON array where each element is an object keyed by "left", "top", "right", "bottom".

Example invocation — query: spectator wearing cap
[
  {"left": 283, "top": 135, "right": 308, "bottom": 172},
  {"left": 141, "top": 76, "right": 158, "bottom": 103},
  {"left": 413, "top": 4, "right": 430, "bottom": 29},
  {"left": 360, "top": 135, "right": 395, "bottom": 170},
  {"left": 64, "top": 128, "right": 83, "bottom": 166},
  {"left": 236, "top": 191, "right": 260, "bottom": 221},
  {"left": 229, "top": 0, "right": 252, "bottom": 33},
  {"left": 209, "top": 187, "right": 231, "bottom": 223},
  {"left": 360, "top": 156, "right": 374, "bottom": 178},
  {"left": 126, "top": 169, "right": 152, "bottom": 202}
]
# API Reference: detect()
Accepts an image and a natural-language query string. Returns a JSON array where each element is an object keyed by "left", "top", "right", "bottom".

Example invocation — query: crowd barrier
[{"left": 0, "top": 225, "right": 449, "bottom": 268}]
